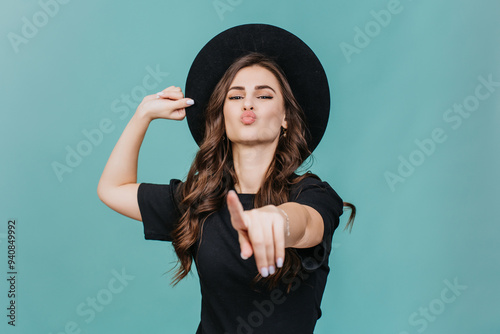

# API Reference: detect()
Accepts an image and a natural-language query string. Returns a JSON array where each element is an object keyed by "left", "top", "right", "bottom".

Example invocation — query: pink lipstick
[{"left": 240, "top": 111, "right": 256, "bottom": 125}]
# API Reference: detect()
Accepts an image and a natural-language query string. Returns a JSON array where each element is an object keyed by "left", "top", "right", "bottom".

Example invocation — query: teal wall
[{"left": 1, "top": 0, "right": 499, "bottom": 333}]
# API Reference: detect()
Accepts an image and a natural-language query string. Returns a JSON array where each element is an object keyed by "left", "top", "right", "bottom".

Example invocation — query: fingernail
[
  {"left": 240, "top": 252, "right": 249, "bottom": 260},
  {"left": 276, "top": 258, "right": 283, "bottom": 268},
  {"left": 268, "top": 265, "right": 275, "bottom": 275},
  {"left": 156, "top": 91, "right": 164, "bottom": 96},
  {"left": 186, "top": 99, "right": 195, "bottom": 105},
  {"left": 261, "top": 267, "right": 269, "bottom": 277}
]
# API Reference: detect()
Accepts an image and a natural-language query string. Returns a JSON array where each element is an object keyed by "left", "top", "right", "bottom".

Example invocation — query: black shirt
[{"left": 137, "top": 176, "right": 343, "bottom": 334}]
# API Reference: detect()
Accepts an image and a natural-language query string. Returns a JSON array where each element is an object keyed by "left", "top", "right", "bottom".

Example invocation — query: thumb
[
  {"left": 168, "top": 98, "right": 194, "bottom": 120},
  {"left": 176, "top": 98, "right": 195, "bottom": 109},
  {"left": 165, "top": 97, "right": 194, "bottom": 111}
]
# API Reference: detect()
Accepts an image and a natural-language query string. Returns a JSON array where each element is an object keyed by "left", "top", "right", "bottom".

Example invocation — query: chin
[{"left": 229, "top": 135, "right": 280, "bottom": 146}]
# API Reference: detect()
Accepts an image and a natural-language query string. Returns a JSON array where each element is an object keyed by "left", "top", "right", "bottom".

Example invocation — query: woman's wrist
[
  {"left": 277, "top": 207, "right": 290, "bottom": 238},
  {"left": 133, "top": 107, "right": 154, "bottom": 124}
]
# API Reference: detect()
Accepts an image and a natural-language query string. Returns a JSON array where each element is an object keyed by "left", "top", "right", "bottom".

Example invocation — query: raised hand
[
  {"left": 226, "top": 190, "right": 287, "bottom": 277},
  {"left": 136, "top": 86, "right": 194, "bottom": 121}
]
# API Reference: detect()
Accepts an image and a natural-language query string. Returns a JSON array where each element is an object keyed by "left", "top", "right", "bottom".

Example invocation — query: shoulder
[
  {"left": 289, "top": 173, "right": 343, "bottom": 218},
  {"left": 138, "top": 178, "right": 183, "bottom": 199},
  {"left": 137, "top": 179, "right": 184, "bottom": 241},
  {"left": 138, "top": 179, "right": 184, "bottom": 212}
]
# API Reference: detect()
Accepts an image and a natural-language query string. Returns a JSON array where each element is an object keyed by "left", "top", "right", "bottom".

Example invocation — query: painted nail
[
  {"left": 186, "top": 99, "right": 195, "bottom": 105},
  {"left": 240, "top": 252, "right": 249, "bottom": 260},
  {"left": 268, "top": 265, "right": 275, "bottom": 275},
  {"left": 156, "top": 91, "right": 164, "bottom": 96},
  {"left": 276, "top": 258, "right": 283, "bottom": 268},
  {"left": 261, "top": 267, "right": 269, "bottom": 277}
]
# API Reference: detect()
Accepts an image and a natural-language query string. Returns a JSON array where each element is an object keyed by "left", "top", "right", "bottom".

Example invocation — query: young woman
[{"left": 98, "top": 24, "right": 355, "bottom": 334}]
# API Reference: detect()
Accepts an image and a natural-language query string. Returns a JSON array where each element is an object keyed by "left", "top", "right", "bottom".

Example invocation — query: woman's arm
[
  {"left": 279, "top": 202, "right": 324, "bottom": 249},
  {"left": 97, "top": 86, "right": 194, "bottom": 221}
]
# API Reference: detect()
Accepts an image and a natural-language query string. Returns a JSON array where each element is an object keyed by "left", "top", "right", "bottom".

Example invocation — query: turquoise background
[{"left": 1, "top": 0, "right": 499, "bottom": 333}]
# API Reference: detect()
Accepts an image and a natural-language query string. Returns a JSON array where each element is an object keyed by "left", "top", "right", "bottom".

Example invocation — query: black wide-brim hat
[{"left": 185, "top": 23, "right": 330, "bottom": 153}]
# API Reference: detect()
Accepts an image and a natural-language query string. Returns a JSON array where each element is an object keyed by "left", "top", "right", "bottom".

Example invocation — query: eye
[
  {"left": 258, "top": 95, "right": 273, "bottom": 99},
  {"left": 228, "top": 95, "right": 243, "bottom": 100}
]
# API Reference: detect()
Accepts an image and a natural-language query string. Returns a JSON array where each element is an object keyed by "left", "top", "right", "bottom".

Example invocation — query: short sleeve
[
  {"left": 137, "top": 179, "right": 183, "bottom": 241},
  {"left": 289, "top": 176, "right": 343, "bottom": 271}
]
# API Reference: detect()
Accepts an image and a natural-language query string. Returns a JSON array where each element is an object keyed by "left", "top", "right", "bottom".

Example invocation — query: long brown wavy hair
[{"left": 170, "top": 53, "right": 355, "bottom": 289}]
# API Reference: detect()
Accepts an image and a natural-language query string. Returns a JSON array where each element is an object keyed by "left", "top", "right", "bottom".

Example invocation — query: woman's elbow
[{"left": 97, "top": 181, "right": 110, "bottom": 204}]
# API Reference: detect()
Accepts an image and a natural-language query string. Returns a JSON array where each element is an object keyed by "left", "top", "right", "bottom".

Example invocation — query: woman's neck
[{"left": 231, "top": 142, "right": 276, "bottom": 194}]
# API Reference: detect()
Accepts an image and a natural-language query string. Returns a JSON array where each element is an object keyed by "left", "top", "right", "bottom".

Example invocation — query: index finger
[
  {"left": 227, "top": 190, "right": 246, "bottom": 231},
  {"left": 156, "top": 90, "right": 185, "bottom": 100}
]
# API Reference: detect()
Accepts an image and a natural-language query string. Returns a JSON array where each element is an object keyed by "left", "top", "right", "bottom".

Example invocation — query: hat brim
[{"left": 185, "top": 23, "right": 330, "bottom": 153}]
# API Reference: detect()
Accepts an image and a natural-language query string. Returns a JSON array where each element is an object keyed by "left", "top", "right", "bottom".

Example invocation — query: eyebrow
[{"left": 228, "top": 85, "right": 276, "bottom": 93}]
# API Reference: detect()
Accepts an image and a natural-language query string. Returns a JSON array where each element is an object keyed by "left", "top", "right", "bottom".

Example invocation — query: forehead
[{"left": 230, "top": 65, "right": 280, "bottom": 87}]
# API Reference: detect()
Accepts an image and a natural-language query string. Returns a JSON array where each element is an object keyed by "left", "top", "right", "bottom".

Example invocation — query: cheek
[
  {"left": 222, "top": 106, "right": 236, "bottom": 134},
  {"left": 266, "top": 107, "right": 286, "bottom": 128}
]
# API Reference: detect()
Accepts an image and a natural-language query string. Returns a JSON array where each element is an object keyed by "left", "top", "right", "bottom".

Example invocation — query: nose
[{"left": 243, "top": 98, "right": 254, "bottom": 110}]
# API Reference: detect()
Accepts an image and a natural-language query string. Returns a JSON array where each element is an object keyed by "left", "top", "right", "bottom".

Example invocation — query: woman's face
[{"left": 223, "top": 65, "right": 287, "bottom": 147}]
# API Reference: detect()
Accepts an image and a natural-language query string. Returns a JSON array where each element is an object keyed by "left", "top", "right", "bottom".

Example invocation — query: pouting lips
[{"left": 240, "top": 111, "right": 256, "bottom": 125}]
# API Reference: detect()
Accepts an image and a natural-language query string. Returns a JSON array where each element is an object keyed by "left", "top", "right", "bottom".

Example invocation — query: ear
[{"left": 281, "top": 115, "right": 288, "bottom": 129}]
